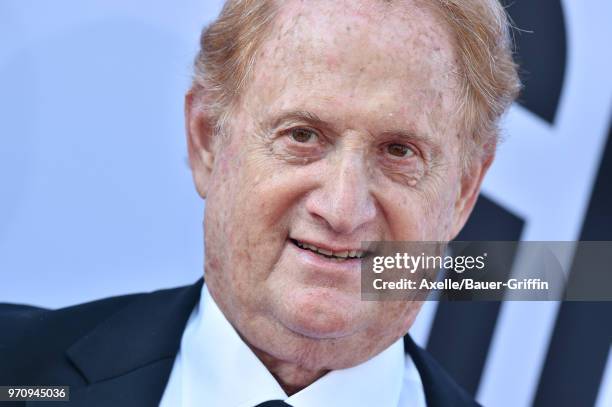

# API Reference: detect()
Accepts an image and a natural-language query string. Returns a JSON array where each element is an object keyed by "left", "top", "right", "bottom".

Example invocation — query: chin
[{"left": 279, "top": 285, "right": 365, "bottom": 340}]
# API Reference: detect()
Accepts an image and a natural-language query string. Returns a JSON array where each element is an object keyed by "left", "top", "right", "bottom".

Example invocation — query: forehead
[
  {"left": 241, "top": 0, "right": 461, "bottom": 136},
  {"left": 272, "top": 0, "right": 455, "bottom": 56}
]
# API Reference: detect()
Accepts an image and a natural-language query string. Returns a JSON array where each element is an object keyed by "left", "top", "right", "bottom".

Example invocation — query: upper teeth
[{"left": 294, "top": 240, "right": 365, "bottom": 259}]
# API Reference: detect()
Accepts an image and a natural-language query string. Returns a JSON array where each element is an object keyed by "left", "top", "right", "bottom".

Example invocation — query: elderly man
[{"left": 0, "top": 0, "right": 519, "bottom": 406}]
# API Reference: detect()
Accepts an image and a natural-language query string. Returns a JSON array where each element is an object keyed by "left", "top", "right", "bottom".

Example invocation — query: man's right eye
[{"left": 289, "top": 128, "right": 318, "bottom": 143}]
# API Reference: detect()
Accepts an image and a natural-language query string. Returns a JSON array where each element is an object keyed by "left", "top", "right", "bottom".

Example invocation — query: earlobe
[
  {"left": 449, "top": 153, "right": 495, "bottom": 240},
  {"left": 185, "top": 90, "right": 216, "bottom": 199}
]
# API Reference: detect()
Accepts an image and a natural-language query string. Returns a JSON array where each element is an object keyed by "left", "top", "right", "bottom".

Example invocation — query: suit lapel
[
  {"left": 404, "top": 334, "right": 480, "bottom": 407},
  {"left": 62, "top": 278, "right": 204, "bottom": 407}
]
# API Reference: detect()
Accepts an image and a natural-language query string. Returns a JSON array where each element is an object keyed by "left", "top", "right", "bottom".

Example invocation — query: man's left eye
[
  {"left": 386, "top": 143, "right": 415, "bottom": 158},
  {"left": 289, "top": 128, "right": 318, "bottom": 143}
]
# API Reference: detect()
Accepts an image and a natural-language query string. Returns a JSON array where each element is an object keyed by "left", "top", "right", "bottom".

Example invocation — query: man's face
[{"left": 190, "top": 0, "right": 486, "bottom": 372}]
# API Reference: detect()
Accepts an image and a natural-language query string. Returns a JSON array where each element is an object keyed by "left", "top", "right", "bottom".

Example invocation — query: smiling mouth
[{"left": 290, "top": 239, "right": 367, "bottom": 261}]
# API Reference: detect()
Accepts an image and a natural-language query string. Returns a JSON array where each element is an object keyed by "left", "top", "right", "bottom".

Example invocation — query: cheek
[
  {"left": 204, "top": 139, "right": 316, "bottom": 284},
  {"left": 376, "top": 173, "right": 460, "bottom": 241}
]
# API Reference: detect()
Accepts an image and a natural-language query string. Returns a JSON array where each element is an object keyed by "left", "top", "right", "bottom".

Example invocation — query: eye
[
  {"left": 386, "top": 143, "right": 415, "bottom": 158},
  {"left": 289, "top": 128, "right": 318, "bottom": 143}
]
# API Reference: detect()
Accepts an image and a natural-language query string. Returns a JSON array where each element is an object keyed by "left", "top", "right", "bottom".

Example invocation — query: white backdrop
[
  {"left": 1, "top": 1, "right": 611, "bottom": 406},
  {"left": 0, "top": 0, "right": 225, "bottom": 304}
]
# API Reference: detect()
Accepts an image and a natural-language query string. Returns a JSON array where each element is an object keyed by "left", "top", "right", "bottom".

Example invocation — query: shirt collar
[{"left": 180, "top": 283, "right": 405, "bottom": 407}]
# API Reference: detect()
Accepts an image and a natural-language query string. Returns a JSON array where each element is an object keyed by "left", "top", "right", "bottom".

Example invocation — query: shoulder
[
  {"left": 0, "top": 280, "right": 203, "bottom": 385},
  {"left": 0, "top": 293, "right": 144, "bottom": 347},
  {"left": 0, "top": 279, "right": 204, "bottom": 390},
  {"left": 0, "top": 292, "right": 145, "bottom": 383}
]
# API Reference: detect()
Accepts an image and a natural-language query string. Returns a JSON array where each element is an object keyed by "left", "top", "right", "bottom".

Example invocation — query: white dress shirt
[{"left": 160, "top": 283, "right": 426, "bottom": 407}]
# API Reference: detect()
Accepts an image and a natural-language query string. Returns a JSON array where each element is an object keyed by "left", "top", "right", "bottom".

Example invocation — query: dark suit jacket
[{"left": 0, "top": 279, "right": 479, "bottom": 406}]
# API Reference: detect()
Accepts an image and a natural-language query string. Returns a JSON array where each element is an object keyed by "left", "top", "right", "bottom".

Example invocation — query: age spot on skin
[{"left": 326, "top": 55, "right": 340, "bottom": 69}]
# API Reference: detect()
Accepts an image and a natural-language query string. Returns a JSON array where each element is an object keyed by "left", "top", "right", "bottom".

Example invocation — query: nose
[{"left": 305, "top": 150, "right": 377, "bottom": 235}]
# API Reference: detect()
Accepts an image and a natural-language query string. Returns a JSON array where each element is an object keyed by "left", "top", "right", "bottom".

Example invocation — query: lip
[
  {"left": 289, "top": 237, "right": 367, "bottom": 254},
  {"left": 288, "top": 238, "right": 364, "bottom": 274}
]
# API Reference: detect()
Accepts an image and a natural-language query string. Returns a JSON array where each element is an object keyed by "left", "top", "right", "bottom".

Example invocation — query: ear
[
  {"left": 448, "top": 152, "right": 495, "bottom": 240},
  {"left": 185, "top": 90, "right": 216, "bottom": 199}
]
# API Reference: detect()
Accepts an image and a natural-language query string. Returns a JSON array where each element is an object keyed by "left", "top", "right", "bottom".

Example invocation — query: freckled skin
[{"left": 187, "top": 0, "right": 491, "bottom": 394}]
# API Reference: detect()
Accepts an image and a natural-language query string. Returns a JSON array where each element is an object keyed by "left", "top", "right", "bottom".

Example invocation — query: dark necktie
[{"left": 254, "top": 400, "right": 293, "bottom": 407}]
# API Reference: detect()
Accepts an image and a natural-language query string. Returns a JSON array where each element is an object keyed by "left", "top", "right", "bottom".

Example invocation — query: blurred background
[{"left": 0, "top": 1, "right": 610, "bottom": 406}]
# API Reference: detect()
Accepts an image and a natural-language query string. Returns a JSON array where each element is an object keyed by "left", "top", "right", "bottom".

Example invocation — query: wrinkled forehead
[
  {"left": 266, "top": 0, "right": 458, "bottom": 81},
  {"left": 276, "top": 0, "right": 453, "bottom": 43},
  {"left": 241, "top": 0, "right": 461, "bottom": 131}
]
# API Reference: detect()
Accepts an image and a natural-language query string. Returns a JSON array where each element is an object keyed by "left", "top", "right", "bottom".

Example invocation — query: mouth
[{"left": 289, "top": 238, "right": 367, "bottom": 262}]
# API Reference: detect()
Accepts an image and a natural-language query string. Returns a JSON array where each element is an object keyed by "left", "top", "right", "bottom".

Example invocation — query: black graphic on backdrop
[
  {"left": 503, "top": 0, "right": 567, "bottom": 123},
  {"left": 533, "top": 117, "right": 612, "bottom": 407},
  {"left": 422, "top": 197, "right": 524, "bottom": 395}
]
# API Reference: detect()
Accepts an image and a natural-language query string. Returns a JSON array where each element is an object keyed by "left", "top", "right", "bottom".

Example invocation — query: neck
[{"left": 249, "top": 345, "right": 329, "bottom": 395}]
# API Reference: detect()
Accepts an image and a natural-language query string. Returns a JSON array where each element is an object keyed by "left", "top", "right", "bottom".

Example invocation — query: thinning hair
[{"left": 191, "top": 0, "right": 521, "bottom": 167}]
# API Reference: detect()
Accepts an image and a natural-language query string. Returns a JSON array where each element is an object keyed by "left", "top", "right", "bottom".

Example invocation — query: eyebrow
[{"left": 267, "top": 110, "right": 327, "bottom": 130}]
